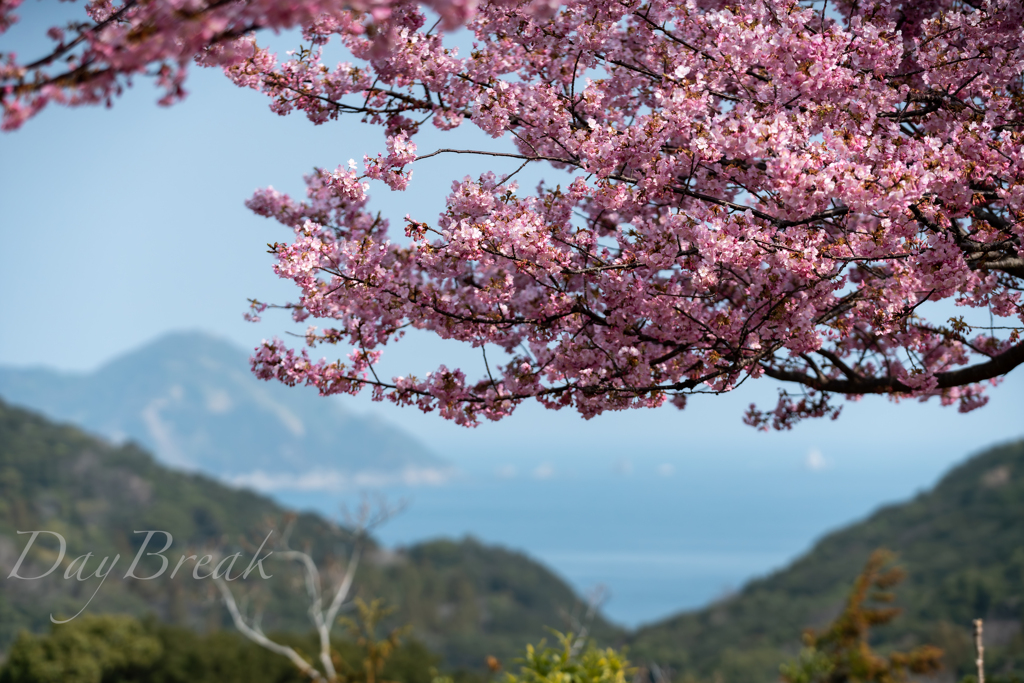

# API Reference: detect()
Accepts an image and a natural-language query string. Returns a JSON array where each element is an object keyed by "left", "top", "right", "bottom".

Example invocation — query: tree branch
[{"left": 762, "top": 339, "right": 1024, "bottom": 394}]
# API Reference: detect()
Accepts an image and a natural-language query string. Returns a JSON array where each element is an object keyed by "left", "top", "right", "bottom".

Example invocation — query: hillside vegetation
[
  {"left": 628, "top": 440, "right": 1024, "bottom": 682},
  {"left": 0, "top": 399, "right": 621, "bottom": 669},
  {"left": 4, "top": 394, "right": 1023, "bottom": 683}
]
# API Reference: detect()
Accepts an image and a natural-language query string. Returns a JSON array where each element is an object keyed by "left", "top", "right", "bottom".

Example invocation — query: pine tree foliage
[{"left": 780, "top": 550, "right": 943, "bottom": 683}]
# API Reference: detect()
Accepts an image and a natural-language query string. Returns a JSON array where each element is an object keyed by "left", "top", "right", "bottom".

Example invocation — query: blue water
[{"left": 272, "top": 456, "right": 936, "bottom": 628}]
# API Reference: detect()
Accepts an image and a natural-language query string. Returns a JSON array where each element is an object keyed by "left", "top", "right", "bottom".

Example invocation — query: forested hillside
[
  {"left": 0, "top": 399, "right": 621, "bottom": 669},
  {"left": 629, "top": 439, "right": 1024, "bottom": 682},
  {"left": 4, "top": 395, "right": 1023, "bottom": 683}
]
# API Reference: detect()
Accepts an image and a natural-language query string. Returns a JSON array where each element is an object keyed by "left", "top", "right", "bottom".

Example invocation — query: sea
[{"left": 271, "top": 451, "right": 949, "bottom": 629}]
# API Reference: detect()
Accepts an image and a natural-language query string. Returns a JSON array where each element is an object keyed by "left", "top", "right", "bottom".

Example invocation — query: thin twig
[{"left": 974, "top": 619, "right": 985, "bottom": 683}]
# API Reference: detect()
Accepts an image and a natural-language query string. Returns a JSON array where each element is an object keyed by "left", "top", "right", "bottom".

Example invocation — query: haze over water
[{"left": 273, "top": 448, "right": 956, "bottom": 628}]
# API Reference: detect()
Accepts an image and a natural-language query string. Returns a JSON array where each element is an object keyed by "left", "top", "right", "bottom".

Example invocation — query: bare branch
[{"left": 215, "top": 577, "right": 325, "bottom": 682}]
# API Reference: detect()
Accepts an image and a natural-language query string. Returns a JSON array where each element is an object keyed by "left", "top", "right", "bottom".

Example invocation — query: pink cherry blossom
[{"left": 5, "top": 0, "right": 1022, "bottom": 428}]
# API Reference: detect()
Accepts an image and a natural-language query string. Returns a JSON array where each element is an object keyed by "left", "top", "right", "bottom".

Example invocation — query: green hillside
[
  {"left": 6, "top": 394, "right": 1023, "bottom": 683},
  {"left": 628, "top": 439, "right": 1024, "bottom": 682},
  {"left": 0, "top": 399, "right": 621, "bottom": 668}
]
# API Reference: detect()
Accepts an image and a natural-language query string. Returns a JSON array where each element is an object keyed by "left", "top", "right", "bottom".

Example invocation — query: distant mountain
[
  {"left": 0, "top": 399, "right": 623, "bottom": 665},
  {"left": 628, "top": 439, "right": 1024, "bottom": 683},
  {"left": 0, "top": 331, "right": 447, "bottom": 484}
]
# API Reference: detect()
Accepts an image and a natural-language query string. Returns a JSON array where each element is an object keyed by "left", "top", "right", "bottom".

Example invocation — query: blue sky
[{"left": 2, "top": 5, "right": 1023, "bottom": 483}]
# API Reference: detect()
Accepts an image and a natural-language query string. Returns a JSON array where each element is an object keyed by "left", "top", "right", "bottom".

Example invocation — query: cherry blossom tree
[{"left": 4, "top": 0, "right": 1022, "bottom": 429}]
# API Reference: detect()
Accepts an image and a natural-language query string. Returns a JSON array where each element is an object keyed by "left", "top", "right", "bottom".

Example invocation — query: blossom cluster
[
  {"left": 239, "top": 0, "right": 1023, "bottom": 427},
  {"left": 8, "top": 0, "right": 1023, "bottom": 427},
  {"left": 0, "top": 0, "right": 495, "bottom": 129}
]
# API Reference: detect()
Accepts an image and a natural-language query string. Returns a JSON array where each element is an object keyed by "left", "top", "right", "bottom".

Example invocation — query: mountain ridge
[{"left": 0, "top": 331, "right": 447, "bottom": 483}]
